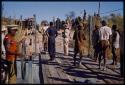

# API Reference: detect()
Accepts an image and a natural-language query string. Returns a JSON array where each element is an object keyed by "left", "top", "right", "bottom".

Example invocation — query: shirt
[
  {"left": 64, "top": 29, "right": 70, "bottom": 38},
  {"left": 2, "top": 33, "right": 6, "bottom": 53},
  {"left": 98, "top": 26, "right": 112, "bottom": 40},
  {"left": 113, "top": 31, "right": 120, "bottom": 48}
]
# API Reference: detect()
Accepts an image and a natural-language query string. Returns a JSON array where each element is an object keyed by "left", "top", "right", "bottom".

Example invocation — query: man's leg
[
  {"left": 74, "top": 50, "right": 78, "bottom": 66},
  {"left": 98, "top": 41, "right": 102, "bottom": 69},
  {"left": 66, "top": 44, "right": 69, "bottom": 55},
  {"left": 64, "top": 44, "right": 66, "bottom": 55},
  {"left": 8, "top": 62, "right": 16, "bottom": 84},
  {"left": 114, "top": 48, "right": 119, "bottom": 65},
  {"left": 49, "top": 53, "right": 53, "bottom": 60},
  {"left": 103, "top": 46, "right": 109, "bottom": 70},
  {"left": 79, "top": 53, "right": 83, "bottom": 66},
  {"left": 98, "top": 51, "right": 102, "bottom": 69},
  {"left": 112, "top": 47, "right": 115, "bottom": 65}
]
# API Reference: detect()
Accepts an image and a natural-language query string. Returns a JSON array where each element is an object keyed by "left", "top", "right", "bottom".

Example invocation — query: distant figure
[
  {"left": 62, "top": 23, "right": 71, "bottom": 56},
  {"left": 43, "top": 24, "right": 49, "bottom": 53},
  {"left": 47, "top": 22, "right": 58, "bottom": 61},
  {"left": 38, "top": 23, "right": 44, "bottom": 51},
  {"left": 73, "top": 23, "right": 86, "bottom": 66},
  {"left": 66, "top": 17, "right": 72, "bottom": 30},
  {"left": 98, "top": 20, "right": 112, "bottom": 70},
  {"left": 56, "top": 18, "right": 61, "bottom": 30},
  {"left": 92, "top": 25, "right": 100, "bottom": 62},
  {"left": 111, "top": 25, "right": 120, "bottom": 66}
]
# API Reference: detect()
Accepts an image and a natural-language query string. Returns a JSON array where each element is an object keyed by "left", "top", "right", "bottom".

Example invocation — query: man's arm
[
  {"left": 55, "top": 29, "right": 58, "bottom": 37},
  {"left": 109, "top": 28, "right": 113, "bottom": 44},
  {"left": 73, "top": 31, "right": 76, "bottom": 40},
  {"left": 82, "top": 31, "right": 86, "bottom": 40}
]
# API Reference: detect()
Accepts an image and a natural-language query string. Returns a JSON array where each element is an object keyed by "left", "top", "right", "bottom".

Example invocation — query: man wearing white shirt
[
  {"left": 63, "top": 24, "right": 71, "bottom": 56},
  {"left": 43, "top": 24, "right": 49, "bottom": 53},
  {"left": 111, "top": 25, "right": 120, "bottom": 66},
  {"left": 98, "top": 20, "right": 112, "bottom": 70}
]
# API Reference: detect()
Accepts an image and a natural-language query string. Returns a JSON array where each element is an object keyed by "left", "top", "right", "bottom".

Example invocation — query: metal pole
[
  {"left": 98, "top": 2, "right": 100, "bottom": 16},
  {"left": 9, "top": 16, "right": 11, "bottom": 25},
  {"left": 20, "top": 15, "right": 22, "bottom": 30},
  {"left": 88, "top": 15, "right": 91, "bottom": 58},
  {"left": 20, "top": 15, "right": 26, "bottom": 80},
  {"left": 28, "top": 14, "right": 37, "bottom": 84},
  {"left": 53, "top": 16, "right": 55, "bottom": 27},
  {"left": 88, "top": 15, "right": 93, "bottom": 58},
  {"left": 33, "top": 14, "right": 37, "bottom": 57}
]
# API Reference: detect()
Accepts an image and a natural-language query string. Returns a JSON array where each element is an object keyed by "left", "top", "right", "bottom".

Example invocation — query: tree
[
  {"left": 65, "top": 11, "right": 76, "bottom": 20},
  {"left": 41, "top": 20, "right": 48, "bottom": 26},
  {"left": 69, "top": 11, "right": 76, "bottom": 19}
]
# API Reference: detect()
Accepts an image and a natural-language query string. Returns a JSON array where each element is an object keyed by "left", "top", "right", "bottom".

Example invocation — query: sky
[{"left": 2, "top": 1, "right": 123, "bottom": 24}]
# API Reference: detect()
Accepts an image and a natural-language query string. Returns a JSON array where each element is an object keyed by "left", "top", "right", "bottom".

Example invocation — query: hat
[
  {"left": 6, "top": 25, "right": 18, "bottom": 30},
  {"left": 95, "top": 23, "right": 100, "bottom": 27},
  {"left": 2, "top": 25, "right": 7, "bottom": 31},
  {"left": 79, "top": 22, "right": 83, "bottom": 27},
  {"left": 83, "top": 20, "right": 87, "bottom": 24},
  {"left": 64, "top": 24, "right": 68, "bottom": 29}
]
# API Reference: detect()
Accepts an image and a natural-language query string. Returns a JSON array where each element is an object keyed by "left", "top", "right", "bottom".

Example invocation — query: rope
[{"left": 100, "top": 8, "right": 123, "bottom": 15}]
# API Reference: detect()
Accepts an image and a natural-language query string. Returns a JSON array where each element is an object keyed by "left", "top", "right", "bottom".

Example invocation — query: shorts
[
  {"left": 99, "top": 40, "right": 110, "bottom": 58},
  {"left": 112, "top": 47, "right": 120, "bottom": 57},
  {"left": 100, "top": 40, "right": 109, "bottom": 51}
]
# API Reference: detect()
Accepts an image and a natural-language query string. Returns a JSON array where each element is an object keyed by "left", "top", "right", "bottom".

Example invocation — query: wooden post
[
  {"left": 88, "top": 15, "right": 91, "bottom": 58},
  {"left": 98, "top": 2, "right": 100, "bottom": 16},
  {"left": 33, "top": 14, "right": 37, "bottom": 57},
  {"left": 88, "top": 15, "right": 93, "bottom": 58},
  {"left": 20, "top": 15, "right": 27, "bottom": 80}
]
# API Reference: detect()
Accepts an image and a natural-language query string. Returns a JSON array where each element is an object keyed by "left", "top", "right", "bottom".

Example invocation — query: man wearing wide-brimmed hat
[{"left": 3, "top": 24, "right": 25, "bottom": 84}]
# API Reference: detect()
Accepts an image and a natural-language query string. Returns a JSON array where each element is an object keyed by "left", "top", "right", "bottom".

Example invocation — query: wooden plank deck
[{"left": 39, "top": 48, "right": 123, "bottom": 84}]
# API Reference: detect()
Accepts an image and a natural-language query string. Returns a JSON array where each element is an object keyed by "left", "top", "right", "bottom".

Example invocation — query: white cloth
[
  {"left": 2, "top": 33, "right": 5, "bottom": 53},
  {"left": 65, "top": 29, "right": 70, "bottom": 38},
  {"left": 98, "top": 26, "right": 112, "bottom": 40},
  {"left": 43, "top": 26, "right": 49, "bottom": 32},
  {"left": 66, "top": 23, "right": 72, "bottom": 30},
  {"left": 113, "top": 31, "right": 120, "bottom": 48},
  {"left": 63, "top": 38, "right": 69, "bottom": 55},
  {"left": 2, "top": 33, "right": 6, "bottom": 59},
  {"left": 63, "top": 29, "right": 70, "bottom": 55}
]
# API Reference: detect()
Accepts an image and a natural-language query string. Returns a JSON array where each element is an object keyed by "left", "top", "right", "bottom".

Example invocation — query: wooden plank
[
  {"left": 81, "top": 57, "right": 123, "bottom": 84},
  {"left": 42, "top": 54, "right": 53, "bottom": 84},
  {"left": 47, "top": 61, "right": 61, "bottom": 84},
  {"left": 46, "top": 69, "right": 53, "bottom": 84},
  {"left": 54, "top": 59, "right": 72, "bottom": 84},
  {"left": 41, "top": 54, "right": 49, "bottom": 84},
  {"left": 56, "top": 68, "right": 71, "bottom": 84},
  {"left": 32, "top": 63, "right": 40, "bottom": 83},
  {"left": 45, "top": 53, "right": 72, "bottom": 84},
  {"left": 56, "top": 55, "right": 90, "bottom": 84}
]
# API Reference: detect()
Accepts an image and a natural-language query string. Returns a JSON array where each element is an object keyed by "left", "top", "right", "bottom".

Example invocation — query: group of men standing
[
  {"left": 1, "top": 17, "right": 123, "bottom": 84},
  {"left": 92, "top": 20, "right": 121, "bottom": 70}
]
